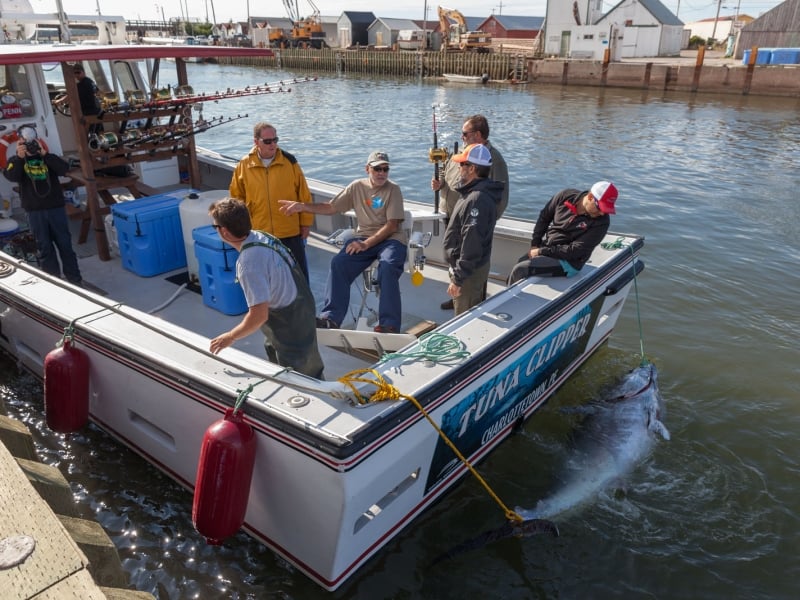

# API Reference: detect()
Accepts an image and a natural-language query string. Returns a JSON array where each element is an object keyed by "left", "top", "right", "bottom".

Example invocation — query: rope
[
  {"left": 233, "top": 378, "right": 268, "bottom": 412},
  {"left": 338, "top": 368, "right": 524, "bottom": 523},
  {"left": 601, "top": 237, "right": 648, "bottom": 367},
  {"left": 55, "top": 304, "right": 123, "bottom": 348},
  {"left": 379, "top": 332, "right": 471, "bottom": 364}
]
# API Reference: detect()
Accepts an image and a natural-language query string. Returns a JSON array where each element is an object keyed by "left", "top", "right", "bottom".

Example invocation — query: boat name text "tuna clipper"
[{"left": 455, "top": 311, "right": 592, "bottom": 438}]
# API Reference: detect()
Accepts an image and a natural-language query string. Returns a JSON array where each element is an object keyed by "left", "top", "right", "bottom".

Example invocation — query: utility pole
[
  {"left": 710, "top": 0, "right": 722, "bottom": 45},
  {"left": 422, "top": 0, "right": 428, "bottom": 50}
]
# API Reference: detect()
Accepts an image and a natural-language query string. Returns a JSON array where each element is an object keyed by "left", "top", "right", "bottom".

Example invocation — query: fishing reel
[
  {"left": 88, "top": 132, "right": 119, "bottom": 151},
  {"left": 99, "top": 91, "right": 119, "bottom": 110},
  {"left": 120, "top": 129, "right": 143, "bottom": 144},
  {"left": 175, "top": 85, "right": 194, "bottom": 98},
  {"left": 428, "top": 147, "right": 449, "bottom": 163},
  {"left": 125, "top": 89, "right": 147, "bottom": 106}
]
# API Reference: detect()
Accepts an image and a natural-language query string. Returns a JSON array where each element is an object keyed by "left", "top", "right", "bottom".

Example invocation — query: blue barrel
[
  {"left": 770, "top": 48, "right": 800, "bottom": 65},
  {"left": 742, "top": 49, "right": 751, "bottom": 64},
  {"left": 755, "top": 48, "right": 773, "bottom": 65}
]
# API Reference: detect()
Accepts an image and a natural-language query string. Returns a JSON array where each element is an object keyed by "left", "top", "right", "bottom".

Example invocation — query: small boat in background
[{"left": 443, "top": 72, "right": 490, "bottom": 84}]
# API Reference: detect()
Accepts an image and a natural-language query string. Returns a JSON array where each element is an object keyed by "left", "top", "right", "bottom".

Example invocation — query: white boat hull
[{"left": 0, "top": 41, "right": 645, "bottom": 591}]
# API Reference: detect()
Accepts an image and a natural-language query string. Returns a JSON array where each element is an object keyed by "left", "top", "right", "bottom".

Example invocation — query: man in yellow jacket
[{"left": 229, "top": 122, "right": 314, "bottom": 279}]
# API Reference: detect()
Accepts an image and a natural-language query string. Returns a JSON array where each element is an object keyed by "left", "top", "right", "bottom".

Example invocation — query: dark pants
[
  {"left": 261, "top": 254, "right": 324, "bottom": 379},
  {"left": 27, "top": 207, "right": 82, "bottom": 283},
  {"left": 279, "top": 234, "right": 309, "bottom": 282},
  {"left": 508, "top": 255, "right": 566, "bottom": 285}
]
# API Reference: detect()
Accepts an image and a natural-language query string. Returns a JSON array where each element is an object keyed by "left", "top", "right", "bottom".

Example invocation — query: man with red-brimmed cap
[
  {"left": 443, "top": 143, "right": 505, "bottom": 315},
  {"left": 508, "top": 181, "right": 618, "bottom": 284}
]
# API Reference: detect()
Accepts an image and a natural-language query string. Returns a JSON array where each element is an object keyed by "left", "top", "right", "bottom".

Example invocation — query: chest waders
[{"left": 241, "top": 234, "right": 324, "bottom": 379}]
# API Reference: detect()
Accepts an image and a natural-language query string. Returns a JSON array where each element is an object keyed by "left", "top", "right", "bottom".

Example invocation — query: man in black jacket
[
  {"left": 442, "top": 144, "right": 505, "bottom": 315},
  {"left": 508, "top": 181, "right": 618, "bottom": 284},
  {"left": 2, "top": 139, "right": 82, "bottom": 284}
]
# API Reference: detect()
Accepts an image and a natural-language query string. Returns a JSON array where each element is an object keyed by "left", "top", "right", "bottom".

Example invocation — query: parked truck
[{"left": 437, "top": 6, "right": 492, "bottom": 52}]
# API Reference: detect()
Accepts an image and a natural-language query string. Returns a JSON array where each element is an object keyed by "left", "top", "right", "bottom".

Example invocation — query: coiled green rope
[{"left": 379, "top": 331, "right": 470, "bottom": 364}]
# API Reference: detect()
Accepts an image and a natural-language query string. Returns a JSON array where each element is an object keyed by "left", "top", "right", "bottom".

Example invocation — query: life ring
[{"left": 0, "top": 131, "right": 49, "bottom": 170}]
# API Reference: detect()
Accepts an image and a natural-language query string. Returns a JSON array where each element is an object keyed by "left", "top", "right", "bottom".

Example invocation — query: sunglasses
[
  {"left": 459, "top": 162, "right": 473, "bottom": 168},
  {"left": 259, "top": 137, "right": 279, "bottom": 145},
  {"left": 372, "top": 166, "right": 390, "bottom": 173},
  {"left": 461, "top": 130, "right": 476, "bottom": 136},
  {"left": 212, "top": 224, "right": 222, "bottom": 229}
]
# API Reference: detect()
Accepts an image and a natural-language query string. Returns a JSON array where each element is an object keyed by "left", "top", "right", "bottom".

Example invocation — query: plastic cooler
[
  {"left": 179, "top": 190, "right": 230, "bottom": 283},
  {"left": 192, "top": 225, "right": 248, "bottom": 315},
  {"left": 111, "top": 190, "right": 194, "bottom": 276}
]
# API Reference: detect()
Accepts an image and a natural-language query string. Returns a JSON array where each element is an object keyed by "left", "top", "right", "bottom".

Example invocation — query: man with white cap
[
  {"left": 442, "top": 143, "right": 505, "bottom": 315},
  {"left": 508, "top": 181, "right": 618, "bottom": 284},
  {"left": 278, "top": 151, "right": 407, "bottom": 333}
]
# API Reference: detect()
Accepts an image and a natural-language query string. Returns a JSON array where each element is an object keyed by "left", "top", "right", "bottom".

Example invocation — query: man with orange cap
[
  {"left": 508, "top": 181, "right": 618, "bottom": 284},
  {"left": 442, "top": 143, "right": 505, "bottom": 315}
]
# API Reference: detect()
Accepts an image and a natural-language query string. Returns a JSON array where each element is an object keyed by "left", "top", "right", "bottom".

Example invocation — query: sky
[{"left": 28, "top": 0, "right": 785, "bottom": 26}]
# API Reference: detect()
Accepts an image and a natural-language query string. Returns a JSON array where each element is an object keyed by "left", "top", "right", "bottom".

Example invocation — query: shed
[
  {"left": 337, "top": 11, "right": 375, "bottom": 48},
  {"left": 684, "top": 14, "right": 755, "bottom": 44},
  {"left": 367, "top": 17, "right": 420, "bottom": 47},
  {"left": 737, "top": 0, "right": 800, "bottom": 59},
  {"left": 477, "top": 15, "right": 544, "bottom": 40},
  {"left": 597, "top": 0, "right": 684, "bottom": 59},
  {"left": 543, "top": 0, "right": 683, "bottom": 60}
]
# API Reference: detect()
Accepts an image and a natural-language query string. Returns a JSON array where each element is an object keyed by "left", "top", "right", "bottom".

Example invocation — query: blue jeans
[
  {"left": 27, "top": 207, "right": 82, "bottom": 283},
  {"left": 320, "top": 238, "right": 407, "bottom": 329}
]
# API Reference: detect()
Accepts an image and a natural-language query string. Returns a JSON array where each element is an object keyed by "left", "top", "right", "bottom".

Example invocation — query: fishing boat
[
  {"left": 443, "top": 72, "right": 490, "bottom": 84},
  {"left": 0, "top": 36, "right": 645, "bottom": 592}
]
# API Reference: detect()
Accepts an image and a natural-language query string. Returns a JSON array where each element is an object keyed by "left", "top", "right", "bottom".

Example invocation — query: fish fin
[
  {"left": 514, "top": 518, "right": 560, "bottom": 538},
  {"left": 650, "top": 419, "right": 671, "bottom": 440},
  {"left": 428, "top": 517, "right": 558, "bottom": 567}
]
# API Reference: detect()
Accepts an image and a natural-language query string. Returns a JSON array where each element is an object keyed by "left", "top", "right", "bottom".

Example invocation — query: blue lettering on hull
[{"left": 425, "top": 304, "right": 597, "bottom": 492}]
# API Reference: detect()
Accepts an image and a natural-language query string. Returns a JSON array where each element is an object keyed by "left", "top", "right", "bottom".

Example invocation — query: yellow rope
[{"left": 339, "top": 368, "right": 524, "bottom": 523}]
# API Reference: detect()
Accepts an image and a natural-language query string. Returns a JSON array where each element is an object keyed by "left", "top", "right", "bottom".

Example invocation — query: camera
[{"left": 24, "top": 139, "right": 41, "bottom": 155}]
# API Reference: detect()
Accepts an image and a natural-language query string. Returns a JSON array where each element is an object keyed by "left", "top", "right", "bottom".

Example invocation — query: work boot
[{"left": 440, "top": 298, "right": 454, "bottom": 310}]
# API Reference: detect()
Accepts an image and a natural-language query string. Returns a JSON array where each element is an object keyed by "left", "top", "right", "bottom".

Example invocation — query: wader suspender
[{"left": 239, "top": 231, "right": 297, "bottom": 271}]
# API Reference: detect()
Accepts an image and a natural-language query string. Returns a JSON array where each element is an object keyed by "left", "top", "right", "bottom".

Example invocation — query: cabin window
[
  {"left": 0, "top": 64, "right": 35, "bottom": 118},
  {"left": 582, "top": 34, "right": 595, "bottom": 40},
  {"left": 112, "top": 61, "right": 141, "bottom": 99}
]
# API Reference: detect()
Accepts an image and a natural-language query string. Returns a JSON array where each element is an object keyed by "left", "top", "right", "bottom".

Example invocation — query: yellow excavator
[
  {"left": 437, "top": 6, "right": 492, "bottom": 52},
  {"left": 281, "top": 0, "right": 327, "bottom": 49}
]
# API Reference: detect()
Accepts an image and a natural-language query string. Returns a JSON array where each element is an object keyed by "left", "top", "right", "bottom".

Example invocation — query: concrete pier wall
[{"left": 528, "top": 59, "right": 800, "bottom": 97}]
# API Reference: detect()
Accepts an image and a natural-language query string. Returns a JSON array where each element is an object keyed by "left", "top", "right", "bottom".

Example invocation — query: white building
[{"left": 543, "top": 0, "right": 683, "bottom": 60}]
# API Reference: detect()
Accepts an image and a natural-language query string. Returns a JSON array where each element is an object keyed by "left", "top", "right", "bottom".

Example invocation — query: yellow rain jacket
[{"left": 229, "top": 146, "right": 314, "bottom": 237}]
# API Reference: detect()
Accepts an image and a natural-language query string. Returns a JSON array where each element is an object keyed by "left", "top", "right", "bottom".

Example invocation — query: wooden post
[
  {"left": 743, "top": 46, "right": 758, "bottom": 95},
  {"left": 62, "top": 62, "right": 110, "bottom": 261},
  {"left": 175, "top": 58, "right": 201, "bottom": 188},
  {"left": 692, "top": 46, "right": 706, "bottom": 92}
]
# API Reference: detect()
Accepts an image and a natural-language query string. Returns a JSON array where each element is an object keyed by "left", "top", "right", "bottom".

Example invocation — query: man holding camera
[{"left": 2, "top": 138, "right": 82, "bottom": 285}]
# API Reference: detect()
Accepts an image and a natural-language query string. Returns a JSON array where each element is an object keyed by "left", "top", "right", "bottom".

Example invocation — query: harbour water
[{"left": 2, "top": 64, "right": 799, "bottom": 599}]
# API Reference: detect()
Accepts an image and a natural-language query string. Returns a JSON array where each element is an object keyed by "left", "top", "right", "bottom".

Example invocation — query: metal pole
[
  {"left": 710, "top": 0, "right": 722, "bottom": 45},
  {"left": 423, "top": 0, "right": 428, "bottom": 50}
]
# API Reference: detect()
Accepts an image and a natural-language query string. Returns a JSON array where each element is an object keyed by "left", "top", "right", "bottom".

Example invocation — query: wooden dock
[
  {"left": 219, "top": 48, "right": 800, "bottom": 97},
  {"left": 0, "top": 406, "right": 153, "bottom": 599}
]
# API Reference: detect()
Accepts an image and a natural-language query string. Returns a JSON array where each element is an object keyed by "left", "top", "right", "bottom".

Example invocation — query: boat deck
[{"left": 58, "top": 206, "right": 509, "bottom": 381}]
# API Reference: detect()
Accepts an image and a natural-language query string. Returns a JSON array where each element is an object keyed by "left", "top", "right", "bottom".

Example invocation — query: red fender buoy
[
  {"left": 44, "top": 338, "right": 90, "bottom": 433},
  {"left": 192, "top": 407, "right": 257, "bottom": 545}
]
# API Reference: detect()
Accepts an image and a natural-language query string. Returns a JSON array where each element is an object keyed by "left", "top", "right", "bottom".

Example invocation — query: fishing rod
[
  {"left": 428, "top": 104, "right": 449, "bottom": 235},
  {"left": 88, "top": 114, "right": 248, "bottom": 152},
  {"left": 128, "top": 114, "right": 249, "bottom": 149},
  {"left": 102, "top": 76, "right": 318, "bottom": 114}
]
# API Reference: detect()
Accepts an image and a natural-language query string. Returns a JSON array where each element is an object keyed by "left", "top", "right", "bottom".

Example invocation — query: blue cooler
[
  {"left": 192, "top": 225, "right": 248, "bottom": 315},
  {"left": 112, "top": 190, "right": 195, "bottom": 276}
]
